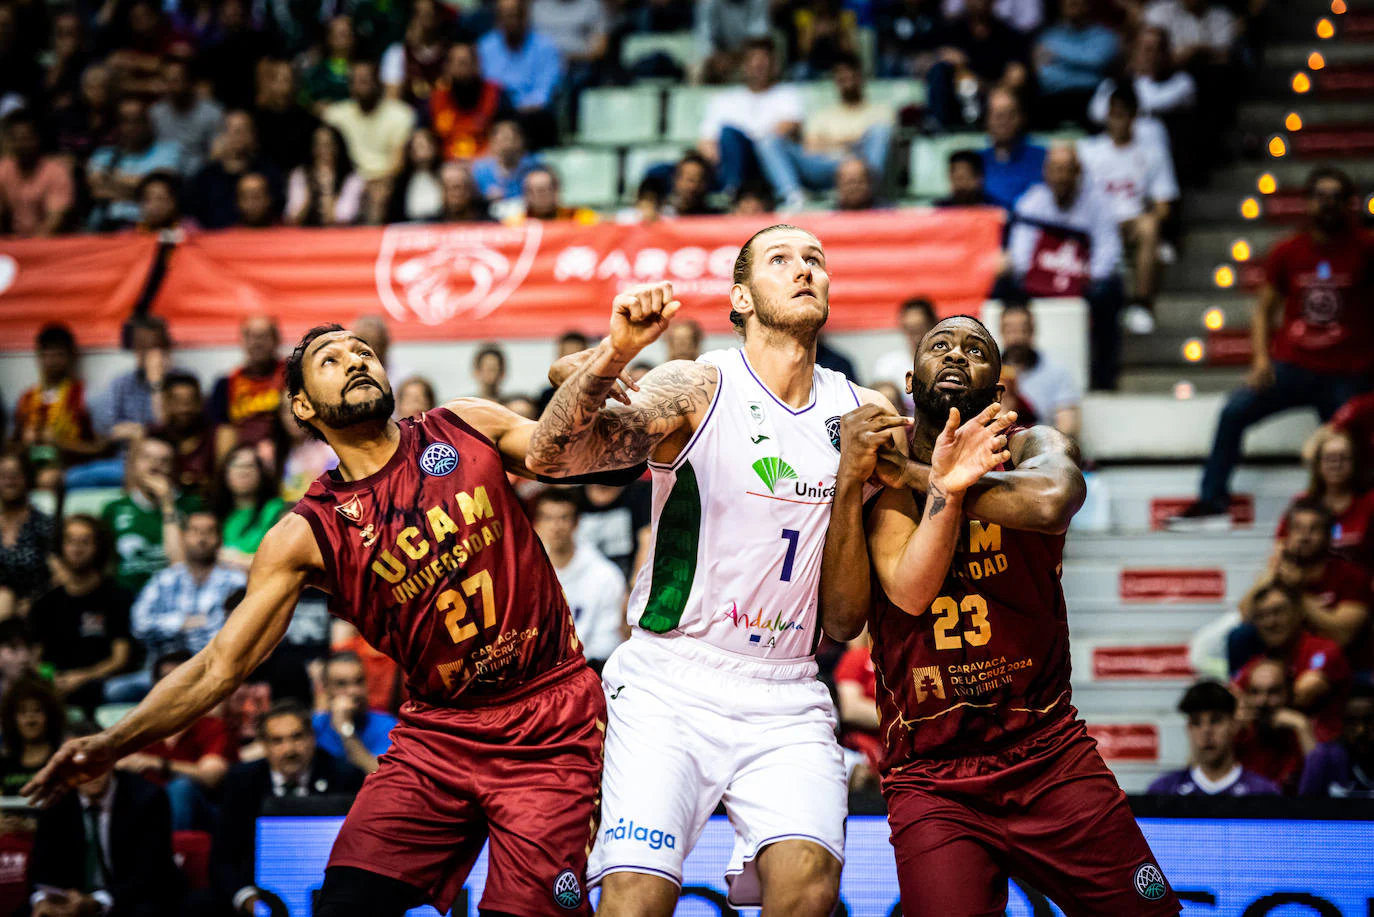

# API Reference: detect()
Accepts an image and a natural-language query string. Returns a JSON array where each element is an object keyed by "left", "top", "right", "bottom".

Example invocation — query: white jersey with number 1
[{"left": 628, "top": 347, "right": 860, "bottom": 661}]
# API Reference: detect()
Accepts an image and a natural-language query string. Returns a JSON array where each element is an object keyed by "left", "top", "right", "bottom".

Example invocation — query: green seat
[
  {"left": 799, "top": 80, "right": 840, "bottom": 112},
  {"left": 623, "top": 144, "right": 689, "bottom": 200},
  {"left": 908, "top": 132, "right": 983, "bottom": 199},
  {"left": 94, "top": 703, "right": 136, "bottom": 730},
  {"left": 868, "top": 78, "right": 926, "bottom": 110},
  {"left": 665, "top": 86, "right": 718, "bottom": 145},
  {"left": 621, "top": 31, "right": 701, "bottom": 72},
  {"left": 577, "top": 86, "right": 663, "bottom": 146},
  {"left": 1031, "top": 129, "right": 1087, "bottom": 147},
  {"left": 541, "top": 147, "right": 621, "bottom": 208},
  {"left": 63, "top": 487, "right": 124, "bottom": 518}
]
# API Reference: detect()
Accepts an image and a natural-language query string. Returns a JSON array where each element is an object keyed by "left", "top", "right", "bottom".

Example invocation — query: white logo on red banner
[
  {"left": 1086, "top": 722, "right": 1160, "bottom": 760},
  {"left": 1092, "top": 644, "right": 1194, "bottom": 680},
  {"left": 1120, "top": 569, "right": 1225, "bottom": 602},
  {"left": 1149, "top": 495, "right": 1254, "bottom": 530},
  {"left": 376, "top": 223, "right": 543, "bottom": 324}
]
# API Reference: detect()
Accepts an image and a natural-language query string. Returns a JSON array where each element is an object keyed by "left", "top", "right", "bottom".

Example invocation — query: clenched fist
[{"left": 608, "top": 282, "right": 681, "bottom": 360}]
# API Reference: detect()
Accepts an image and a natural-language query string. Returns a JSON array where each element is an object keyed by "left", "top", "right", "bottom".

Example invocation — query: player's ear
[
  {"left": 904, "top": 370, "right": 913, "bottom": 396},
  {"left": 994, "top": 383, "right": 1005, "bottom": 402},
  {"left": 292, "top": 391, "right": 316, "bottom": 426},
  {"left": 729, "top": 282, "right": 754, "bottom": 320}
]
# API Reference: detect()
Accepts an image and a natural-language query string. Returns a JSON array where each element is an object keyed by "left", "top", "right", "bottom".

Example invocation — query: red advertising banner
[
  {"left": 0, "top": 234, "right": 159, "bottom": 350},
  {"left": 0, "top": 209, "right": 1004, "bottom": 351},
  {"left": 1092, "top": 644, "right": 1195, "bottom": 680},
  {"left": 1119, "top": 568, "right": 1226, "bottom": 603},
  {"left": 1149, "top": 495, "right": 1254, "bottom": 530},
  {"left": 1086, "top": 723, "right": 1160, "bottom": 761}
]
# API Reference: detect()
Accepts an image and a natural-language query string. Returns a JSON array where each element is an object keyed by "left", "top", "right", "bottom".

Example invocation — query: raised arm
[
  {"left": 24, "top": 513, "right": 320, "bottom": 806},
  {"left": 526, "top": 281, "right": 715, "bottom": 477},
  {"left": 880, "top": 424, "right": 1085, "bottom": 535}
]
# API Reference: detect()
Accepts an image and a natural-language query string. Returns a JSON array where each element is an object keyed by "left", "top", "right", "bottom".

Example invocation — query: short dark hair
[
  {"left": 61, "top": 513, "right": 112, "bottom": 571},
  {"left": 832, "top": 50, "right": 862, "bottom": 71},
  {"left": 742, "top": 36, "right": 775, "bottom": 57},
  {"left": 1001, "top": 301, "right": 1033, "bottom": 321},
  {"left": 258, "top": 699, "right": 312, "bottom": 737},
  {"left": 137, "top": 169, "right": 181, "bottom": 203},
  {"left": 1305, "top": 166, "right": 1356, "bottom": 199},
  {"left": 948, "top": 149, "right": 984, "bottom": 176},
  {"left": 676, "top": 150, "right": 713, "bottom": 181},
  {"left": 2, "top": 108, "right": 40, "bottom": 136},
  {"left": 730, "top": 222, "right": 813, "bottom": 331},
  {"left": 1249, "top": 580, "right": 1301, "bottom": 615},
  {"left": 558, "top": 330, "right": 589, "bottom": 350},
  {"left": 285, "top": 322, "right": 347, "bottom": 441},
  {"left": 1347, "top": 682, "right": 1374, "bottom": 706},
  {"left": 1178, "top": 680, "right": 1237, "bottom": 717},
  {"left": 0, "top": 676, "right": 65, "bottom": 757},
  {"left": 0, "top": 452, "right": 35, "bottom": 491},
  {"left": 474, "top": 344, "right": 506, "bottom": 373},
  {"left": 36, "top": 323, "right": 76, "bottom": 352},
  {"left": 325, "top": 649, "right": 364, "bottom": 675},
  {"left": 349, "top": 56, "right": 379, "bottom": 74},
  {"left": 122, "top": 314, "right": 171, "bottom": 351},
  {"left": 926, "top": 314, "right": 1002, "bottom": 377},
  {"left": 1108, "top": 82, "right": 1139, "bottom": 116},
  {"left": 0, "top": 618, "right": 34, "bottom": 649},
  {"left": 900, "top": 297, "right": 936, "bottom": 324},
  {"left": 399, "top": 375, "right": 437, "bottom": 410},
  {"left": 1284, "top": 496, "right": 1333, "bottom": 533},
  {"left": 162, "top": 370, "right": 200, "bottom": 396},
  {"left": 531, "top": 487, "right": 580, "bottom": 518}
]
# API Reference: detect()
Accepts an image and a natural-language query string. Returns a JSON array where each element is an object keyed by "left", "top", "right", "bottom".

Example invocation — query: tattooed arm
[
  {"left": 877, "top": 425, "right": 1085, "bottom": 534},
  {"left": 867, "top": 406, "right": 1015, "bottom": 617}
]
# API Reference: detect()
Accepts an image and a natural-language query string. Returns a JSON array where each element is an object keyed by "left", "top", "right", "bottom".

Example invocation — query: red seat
[{"left": 173, "top": 830, "right": 212, "bottom": 891}]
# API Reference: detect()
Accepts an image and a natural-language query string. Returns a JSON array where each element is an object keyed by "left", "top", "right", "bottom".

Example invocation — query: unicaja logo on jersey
[
  {"left": 1133, "top": 863, "right": 1167, "bottom": 900},
  {"left": 552, "top": 869, "right": 581, "bottom": 909},
  {"left": 912, "top": 665, "right": 946, "bottom": 702},
  {"left": 419, "top": 442, "right": 459, "bottom": 476},
  {"left": 752, "top": 457, "right": 798, "bottom": 494}
]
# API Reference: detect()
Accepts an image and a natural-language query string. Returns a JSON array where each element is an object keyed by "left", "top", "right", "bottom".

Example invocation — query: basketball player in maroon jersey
[
  {"left": 821, "top": 315, "right": 1181, "bottom": 916},
  {"left": 24, "top": 323, "right": 654, "bottom": 917}
]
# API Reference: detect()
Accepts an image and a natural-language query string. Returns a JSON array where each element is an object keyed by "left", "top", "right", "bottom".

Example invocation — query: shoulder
[
  {"left": 1246, "top": 771, "right": 1283, "bottom": 795},
  {"left": 1014, "top": 183, "right": 1051, "bottom": 214},
  {"left": 1009, "top": 422, "right": 1077, "bottom": 459},
  {"left": 852, "top": 384, "right": 900, "bottom": 414},
  {"left": 641, "top": 358, "right": 720, "bottom": 391},
  {"left": 255, "top": 512, "right": 327, "bottom": 574},
  {"left": 1145, "top": 769, "right": 1184, "bottom": 794}
]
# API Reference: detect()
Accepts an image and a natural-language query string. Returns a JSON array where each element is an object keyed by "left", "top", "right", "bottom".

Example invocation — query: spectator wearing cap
[
  {"left": 979, "top": 88, "right": 1045, "bottom": 210},
  {"left": 1171, "top": 169, "right": 1374, "bottom": 527},
  {"left": 0, "top": 110, "right": 75, "bottom": 237},
  {"left": 998, "top": 302, "right": 1081, "bottom": 438},
  {"left": 1077, "top": 84, "right": 1177, "bottom": 336},
  {"left": 997, "top": 145, "right": 1124, "bottom": 391},
  {"left": 1032, "top": 0, "right": 1118, "bottom": 129},
  {"left": 698, "top": 39, "right": 804, "bottom": 201},
  {"left": 210, "top": 702, "right": 363, "bottom": 916},
  {"left": 12, "top": 324, "right": 100, "bottom": 468},
  {"left": 1233, "top": 575, "right": 1352, "bottom": 743},
  {"left": 695, "top": 0, "right": 772, "bottom": 83},
  {"left": 430, "top": 41, "right": 512, "bottom": 160},
  {"left": 149, "top": 57, "right": 225, "bottom": 177},
  {"left": 471, "top": 118, "right": 541, "bottom": 202},
  {"left": 1234, "top": 658, "right": 1314, "bottom": 795},
  {"left": 935, "top": 149, "right": 996, "bottom": 207},
  {"left": 1277, "top": 426, "right": 1374, "bottom": 565},
  {"left": 189, "top": 111, "right": 284, "bottom": 230},
  {"left": 926, "top": 0, "right": 1030, "bottom": 130},
  {"left": 117, "top": 650, "right": 233, "bottom": 831},
  {"left": 86, "top": 96, "right": 183, "bottom": 230},
  {"left": 1147, "top": 681, "right": 1281, "bottom": 796},
  {"left": 478, "top": 0, "right": 564, "bottom": 149},
  {"left": 754, "top": 53, "right": 894, "bottom": 212},
  {"left": 323, "top": 59, "right": 418, "bottom": 186},
  {"left": 29, "top": 720, "right": 183, "bottom": 917},
  {"left": 1299, "top": 685, "right": 1374, "bottom": 797}
]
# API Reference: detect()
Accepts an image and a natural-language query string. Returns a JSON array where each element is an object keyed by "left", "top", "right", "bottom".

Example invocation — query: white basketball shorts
[{"left": 587, "top": 632, "right": 848, "bottom": 907}]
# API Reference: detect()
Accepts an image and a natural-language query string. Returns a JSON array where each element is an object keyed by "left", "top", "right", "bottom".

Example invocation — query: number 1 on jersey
[
  {"left": 780, "top": 528, "right": 800, "bottom": 581},
  {"left": 438, "top": 570, "right": 496, "bottom": 643}
]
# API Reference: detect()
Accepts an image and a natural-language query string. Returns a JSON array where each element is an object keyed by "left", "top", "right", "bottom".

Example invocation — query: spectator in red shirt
[
  {"left": 0, "top": 110, "right": 75, "bottom": 237},
  {"left": 1234, "top": 657, "right": 1315, "bottom": 794},
  {"left": 1330, "top": 391, "right": 1374, "bottom": 464},
  {"left": 210, "top": 315, "right": 285, "bottom": 463},
  {"left": 1173, "top": 167, "right": 1374, "bottom": 527},
  {"left": 430, "top": 41, "right": 510, "bottom": 160},
  {"left": 1235, "top": 580, "right": 1351, "bottom": 743},
  {"left": 1273, "top": 501, "right": 1373, "bottom": 658},
  {"left": 117, "top": 649, "right": 233, "bottom": 830},
  {"left": 1277, "top": 426, "right": 1374, "bottom": 564},
  {"left": 12, "top": 324, "right": 101, "bottom": 468},
  {"left": 833, "top": 635, "right": 881, "bottom": 787}
]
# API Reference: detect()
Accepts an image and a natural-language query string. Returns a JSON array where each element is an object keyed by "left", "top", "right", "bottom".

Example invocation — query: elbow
[
  {"left": 524, "top": 447, "right": 555, "bottom": 477},
  {"left": 1037, "top": 480, "right": 1087, "bottom": 534},
  {"left": 823, "top": 613, "right": 866, "bottom": 644}
]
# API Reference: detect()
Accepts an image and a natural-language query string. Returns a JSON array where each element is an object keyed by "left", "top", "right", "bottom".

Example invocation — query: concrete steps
[{"left": 1071, "top": 464, "right": 1307, "bottom": 529}]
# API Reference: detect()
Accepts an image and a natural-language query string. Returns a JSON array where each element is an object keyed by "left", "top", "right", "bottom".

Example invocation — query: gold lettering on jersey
[
  {"left": 912, "top": 665, "right": 945, "bottom": 703},
  {"left": 389, "top": 519, "right": 506, "bottom": 603},
  {"left": 397, "top": 526, "right": 429, "bottom": 560},
  {"left": 945, "top": 656, "right": 1034, "bottom": 696},
  {"left": 964, "top": 520, "right": 1009, "bottom": 580},
  {"left": 372, "top": 551, "right": 406, "bottom": 584},
  {"left": 427, "top": 506, "right": 460, "bottom": 543},
  {"left": 456, "top": 487, "right": 494, "bottom": 525},
  {"left": 470, "top": 625, "right": 539, "bottom": 676}
]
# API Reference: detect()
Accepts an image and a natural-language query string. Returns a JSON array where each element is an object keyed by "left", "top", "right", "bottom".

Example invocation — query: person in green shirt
[
  {"left": 301, "top": 16, "right": 358, "bottom": 112},
  {"left": 100, "top": 437, "right": 201, "bottom": 594},
  {"left": 215, "top": 444, "right": 288, "bottom": 570}
]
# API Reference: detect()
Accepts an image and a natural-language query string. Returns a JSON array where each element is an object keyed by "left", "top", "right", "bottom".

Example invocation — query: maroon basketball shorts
[
  {"left": 883, "top": 714, "right": 1180, "bottom": 917},
  {"left": 328, "top": 661, "right": 607, "bottom": 916}
]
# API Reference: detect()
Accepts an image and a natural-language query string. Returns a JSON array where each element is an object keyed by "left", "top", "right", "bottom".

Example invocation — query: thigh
[
  {"left": 327, "top": 733, "right": 488, "bottom": 914},
  {"left": 314, "top": 865, "right": 428, "bottom": 917},
  {"left": 481, "top": 669, "right": 606, "bottom": 916},
  {"left": 885, "top": 782, "right": 1008, "bottom": 917},
  {"left": 1006, "top": 738, "right": 1180, "bottom": 917}
]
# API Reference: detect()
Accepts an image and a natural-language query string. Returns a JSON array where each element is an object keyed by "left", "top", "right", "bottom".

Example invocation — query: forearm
[
  {"left": 883, "top": 483, "right": 964, "bottom": 615},
  {"left": 900, "top": 461, "right": 1077, "bottom": 533},
  {"left": 820, "top": 478, "right": 872, "bottom": 641},
  {"left": 167, "top": 755, "right": 227, "bottom": 787},
  {"left": 1252, "top": 288, "right": 1275, "bottom": 361},
  {"left": 161, "top": 510, "right": 184, "bottom": 565},
  {"left": 342, "top": 734, "right": 379, "bottom": 774},
  {"left": 104, "top": 646, "right": 243, "bottom": 758},
  {"left": 526, "top": 340, "right": 633, "bottom": 474}
]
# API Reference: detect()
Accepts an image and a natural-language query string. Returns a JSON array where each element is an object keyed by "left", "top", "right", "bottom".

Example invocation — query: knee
[
  {"left": 774, "top": 869, "right": 840, "bottom": 917},
  {"left": 595, "top": 872, "right": 680, "bottom": 917}
]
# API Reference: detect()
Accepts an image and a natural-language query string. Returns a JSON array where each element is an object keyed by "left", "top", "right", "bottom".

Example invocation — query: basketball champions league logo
[{"left": 375, "top": 224, "right": 542, "bottom": 325}]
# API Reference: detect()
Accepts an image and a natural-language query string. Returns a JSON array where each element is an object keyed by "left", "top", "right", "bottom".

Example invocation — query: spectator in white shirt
[
  {"left": 997, "top": 144, "right": 1124, "bottom": 390},
  {"left": 1078, "top": 85, "right": 1178, "bottom": 335},
  {"left": 943, "top": 0, "right": 1042, "bottom": 33},
  {"left": 872, "top": 297, "right": 937, "bottom": 410},
  {"left": 698, "top": 39, "right": 804, "bottom": 199},
  {"left": 1143, "top": 0, "right": 1236, "bottom": 66},
  {"left": 754, "top": 52, "right": 894, "bottom": 212},
  {"left": 999, "top": 301, "right": 1082, "bottom": 438},
  {"left": 532, "top": 490, "right": 627, "bottom": 672}
]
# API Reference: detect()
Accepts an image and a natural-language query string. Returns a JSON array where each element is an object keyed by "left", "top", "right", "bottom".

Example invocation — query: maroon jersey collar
[{"left": 321, "top": 419, "right": 414, "bottom": 494}]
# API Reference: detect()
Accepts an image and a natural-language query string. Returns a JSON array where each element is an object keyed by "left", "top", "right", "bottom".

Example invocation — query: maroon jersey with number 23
[
  {"left": 292, "top": 407, "right": 583, "bottom": 704},
  {"left": 869, "top": 443, "right": 1073, "bottom": 771}
]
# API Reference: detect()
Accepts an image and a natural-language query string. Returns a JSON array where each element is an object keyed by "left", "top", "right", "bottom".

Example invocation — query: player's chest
[{"left": 705, "top": 397, "right": 844, "bottom": 515}]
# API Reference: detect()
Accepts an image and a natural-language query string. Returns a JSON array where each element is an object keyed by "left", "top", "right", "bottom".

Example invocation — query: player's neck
[
  {"left": 909, "top": 411, "right": 941, "bottom": 464},
  {"left": 329, "top": 420, "right": 403, "bottom": 482},
  {"left": 743, "top": 330, "right": 817, "bottom": 409}
]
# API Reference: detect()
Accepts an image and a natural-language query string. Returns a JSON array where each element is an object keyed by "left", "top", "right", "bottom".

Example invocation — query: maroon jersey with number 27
[
  {"left": 868, "top": 443, "right": 1073, "bottom": 771},
  {"left": 292, "top": 407, "right": 582, "bottom": 704}
]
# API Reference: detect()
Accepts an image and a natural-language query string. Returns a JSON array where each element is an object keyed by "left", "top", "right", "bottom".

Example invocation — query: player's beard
[
  {"left": 751, "top": 285, "right": 829, "bottom": 338},
  {"left": 315, "top": 383, "right": 396, "bottom": 433},
  {"left": 910, "top": 374, "right": 1000, "bottom": 427}
]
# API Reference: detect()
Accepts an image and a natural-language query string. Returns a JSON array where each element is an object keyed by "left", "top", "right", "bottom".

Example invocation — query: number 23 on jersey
[{"left": 931, "top": 594, "right": 992, "bottom": 650}]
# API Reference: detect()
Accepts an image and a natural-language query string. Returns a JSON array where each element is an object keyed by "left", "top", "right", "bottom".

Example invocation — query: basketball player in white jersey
[{"left": 526, "top": 224, "right": 1011, "bottom": 916}]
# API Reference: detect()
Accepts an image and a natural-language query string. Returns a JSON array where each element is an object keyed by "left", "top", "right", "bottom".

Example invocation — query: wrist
[
  {"left": 928, "top": 474, "right": 968, "bottom": 501},
  {"left": 599, "top": 336, "right": 636, "bottom": 368}
]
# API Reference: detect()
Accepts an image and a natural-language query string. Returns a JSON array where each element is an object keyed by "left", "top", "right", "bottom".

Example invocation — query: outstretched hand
[
  {"left": 930, "top": 403, "right": 1016, "bottom": 495},
  {"left": 22, "top": 732, "right": 120, "bottom": 808},
  {"left": 608, "top": 282, "right": 681, "bottom": 360}
]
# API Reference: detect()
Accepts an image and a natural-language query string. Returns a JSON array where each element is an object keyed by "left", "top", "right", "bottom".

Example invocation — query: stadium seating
[
  {"left": 541, "top": 147, "right": 621, "bottom": 208},
  {"left": 620, "top": 31, "right": 702, "bottom": 75},
  {"left": 665, "top": 86, "right": 718, "bottom": 145},
  {"left": 576, "top": 86, "right": 664, "bottom": 147},
  {"left": 623, "top": 143, "right": 689, "bottom": 200}
]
